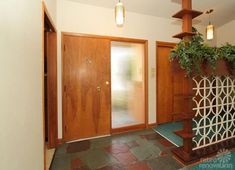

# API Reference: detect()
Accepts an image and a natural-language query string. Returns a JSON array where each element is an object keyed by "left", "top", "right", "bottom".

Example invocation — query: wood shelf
[
  {"left": 172, "top": 112, "right": 195, "bottom": 120},
  {"left": 172, "top": 138, "right": 235, "bottom": 164},
  {"left": 172, "top": 9, "right": 203, "bottom": 19},
  {"left": 173, "top": 32, "right": 196, "bottom": 39},
  {"left": 174, "top": 130, "right": 193, "bottom": 139}
]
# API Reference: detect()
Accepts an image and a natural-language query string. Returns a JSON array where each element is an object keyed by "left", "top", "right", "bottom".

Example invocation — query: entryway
[{"left": 62, "top": 34, "right": 148, "bottom": 142}]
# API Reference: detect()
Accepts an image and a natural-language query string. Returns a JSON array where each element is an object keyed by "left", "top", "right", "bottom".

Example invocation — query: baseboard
[
  {"left": 111, "top": 124, "right": 146, "bottom": 134},
  {"left": 56, "top": 138, "right": 64, "bottom": 146},
  {"left": 148, "top": 122, "right": 157, "bottom": 128}
]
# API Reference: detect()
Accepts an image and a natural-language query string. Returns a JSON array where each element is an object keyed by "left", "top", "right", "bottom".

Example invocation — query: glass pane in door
[{"left": 111, "top": 41, "right": 145, "bottom": 128}]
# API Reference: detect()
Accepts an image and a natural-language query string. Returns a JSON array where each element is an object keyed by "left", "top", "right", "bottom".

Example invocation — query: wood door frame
[
  {"left": 156, "top": 41, "right": 176, "bottom": 125},
  {"left": 61, "top": 32, "right": 148, "bottom": 139},
  {"left": 42, "top": 2, "right": 57, "bottom": 170}
]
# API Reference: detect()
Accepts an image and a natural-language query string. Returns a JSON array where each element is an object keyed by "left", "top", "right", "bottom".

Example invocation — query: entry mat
[{"left": 153, "top": 122, "right": 183, "bottom": 147}]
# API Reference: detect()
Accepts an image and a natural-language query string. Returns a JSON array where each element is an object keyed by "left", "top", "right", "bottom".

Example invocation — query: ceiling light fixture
[
  {"left": 206, "top": 9, "right": 214, "bottom": 40},
  {"left": 115, "top": 0, "right": 125, "bottom": 27}
]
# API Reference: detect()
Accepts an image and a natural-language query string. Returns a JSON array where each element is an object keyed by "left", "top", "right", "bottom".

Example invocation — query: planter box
[
  {"left": 202, "top": 59, "right": 231, "bottom": 76},
  {"left": 230, "top": 61, "right": 235, "bottom": 75},
  {"left": 171, "top": 59, "right": 234, "bottom": 77}
]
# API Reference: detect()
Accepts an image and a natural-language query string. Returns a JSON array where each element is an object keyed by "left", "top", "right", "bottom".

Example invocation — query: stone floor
[
  {"left": 50, "top": 129, "right": 183, "bottom": 170},
  {"left": 46, "top": 144, "right": 55, "bottom": 170}
]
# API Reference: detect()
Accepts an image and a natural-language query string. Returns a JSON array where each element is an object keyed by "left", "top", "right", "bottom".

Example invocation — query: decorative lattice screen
[{"left": 192, "top": 76, "right": 235, "bottom": 150}]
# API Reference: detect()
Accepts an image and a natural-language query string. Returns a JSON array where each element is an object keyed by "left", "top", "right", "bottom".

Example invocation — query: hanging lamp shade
[
  {"left": 206, "top": 23, "right": 214, "bottom": 40},
  {"left": 115, "top": 1, "right": 125, "bottom": 26},
  {"left": 206, "top": 9, "right": 214, "bottom": 40}
]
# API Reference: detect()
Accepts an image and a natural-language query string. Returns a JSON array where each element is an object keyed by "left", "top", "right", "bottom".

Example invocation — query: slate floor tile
[
  {"left": 155, "top": 140, "right": 172, "bottom": 151},
  {"left": 159, "top": 150, "right": 168, "bottom": 156},
  {"left": 111, "top": 151, "right": 137, "bottom": 165},
  {"left": 98, "top": 164, "right": 124, "bottom": 170},
  {"left": 105, "top": 143, "right": 129, "bottom": 154},
  {"left": 55, "top": 143, "right": 69, "bottom": 157},
  {"left": 67, "top": 140, "right": 90, "bottom": 153},
  {"left": 78, "top": 149, "right": 117, "bottom": 169},
  {"left": 126, "top": 141, "right": 139, "bottom": 149},
  {"left": 159, "top": 138, "right": 175, "bottom": 147},
  {"left": 130, "top": 143, "right": 161, "bottom": 161},
  {"left": 141, "top": 133, "right": 162, "bottom": 140},
  {"left": 90, "top": 138, "right": 113, "bottom": 149},
  {"left": 111, "top": 135, "right": 140, "bottom": 144},
  {"left": 50, "top": 155, "right": 71, "bottom": 170},
  {"left": 51, "top": 129, "right": 183, "bottom": 170},
  {"left": 125, "top": 161, "right": 151, "bottom": 170},
  {"left": 71, "top": 157, "right": 83, "bottom": 170}
]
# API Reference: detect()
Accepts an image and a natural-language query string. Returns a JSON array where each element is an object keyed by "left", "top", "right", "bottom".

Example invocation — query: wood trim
[
  {"left": 144, "top": 41, "right": 149, "bottom": 129},
  {"left": 46, "top": 32, "right": 58, "bottom": 149},
  {"left": 42, "top": 2, "right": 56, "bottom": 32},
  {"left": 61, "top": 33, "right": 65, "bottom": 142},
  {"left": 61, "top": 32, "right": 149, "bottom": 140},
  {"left": 109, "top": 38, "right": 148, "bottom": 133},
  {"left": 42, "top": 3, "right": 46, "bottom": 170},
  {"left": 42, "top": 2, "right": 57, "bottom": 170},
  {"left": 148, "top": 122, "right": 157, "bottom": 128},
  {"left": 156, "top": 41, "right": 177, "bottom": 48},
  {"left": 156, "top": 41, "right": 177, "bottom": 125},
  {"left": 62, "top": 32, "right": 147, "bottom": 43},
  {"left": 111, "top": 124, "right": 146, "bottom": 134},
  {"left": 56, "top": 138, "right": 64, "bottom": 146}
]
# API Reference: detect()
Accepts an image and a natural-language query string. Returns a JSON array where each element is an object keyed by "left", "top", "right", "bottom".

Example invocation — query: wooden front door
[
  {"left": 62, "top": 35, "right": 111, "bottom": 142},
  {"left": 156, "top": 42, "right": 176, "bottom": 124}
]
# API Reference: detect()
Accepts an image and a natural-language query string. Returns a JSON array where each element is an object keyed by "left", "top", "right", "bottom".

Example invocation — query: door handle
[{"left": 97, "top": 86, "right": 101, "bottom": 92}]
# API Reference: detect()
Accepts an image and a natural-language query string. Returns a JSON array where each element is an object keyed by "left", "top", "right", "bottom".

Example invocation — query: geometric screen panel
[{"left": 192, "top": 76, "right": 235, "bottom": 150}]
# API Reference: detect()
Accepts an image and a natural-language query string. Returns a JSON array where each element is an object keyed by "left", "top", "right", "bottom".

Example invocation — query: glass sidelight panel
[{"left": 111, "top": 41, "right": 145, "bottom": 129}]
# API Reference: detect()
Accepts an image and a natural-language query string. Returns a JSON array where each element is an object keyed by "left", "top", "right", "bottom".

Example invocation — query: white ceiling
[{"left": 68, "top": 0, "right": 235, "bottom": 27}]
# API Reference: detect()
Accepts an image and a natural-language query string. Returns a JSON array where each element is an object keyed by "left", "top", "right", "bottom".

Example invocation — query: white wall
[
  {"left": 0, "top": 1, "right": 43, "bottom": 170},
  {"left": 44, "top": 0, "right": 57, "bottom": 25},
  {"left": 217, "top": 19, "right": 235, "bottom": 46},
  {"left": 56, "top": 0, "right": 205, "bottom": 138}
]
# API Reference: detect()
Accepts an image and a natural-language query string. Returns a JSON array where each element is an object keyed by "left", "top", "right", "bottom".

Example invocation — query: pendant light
[
  {"left": 115, "top": 0, "right": 125, "bottom": 26},
  {"left": 206, "top": 9, "right": 214, "bottom": 40}
]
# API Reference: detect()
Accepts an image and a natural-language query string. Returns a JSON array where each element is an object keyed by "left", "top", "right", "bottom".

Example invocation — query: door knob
[{"left": 97, "top": 86, "right": 101, "bottom": 92}]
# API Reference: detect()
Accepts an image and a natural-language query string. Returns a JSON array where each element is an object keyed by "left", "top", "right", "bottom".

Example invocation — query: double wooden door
[{"left": 63, "top": 35, "right": 111, "bottom": 142}]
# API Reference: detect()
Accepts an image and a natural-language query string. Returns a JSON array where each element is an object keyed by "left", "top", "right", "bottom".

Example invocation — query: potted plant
[
  {"left": 170, "top": 27, "right": 235, "bottom": 76},
  {"left": 219, "top": 44, "right": 235, "bottom": 75},
  {"left": 170, "top": 28, "right": 217, "bottom": 77}
]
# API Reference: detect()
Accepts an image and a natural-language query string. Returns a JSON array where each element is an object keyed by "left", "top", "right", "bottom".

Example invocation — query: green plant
[
  {"left": 219, "top": 44, "right": 235, "bottom": 74},
  {"left": 170, "top": 28, "right": 235, "bottom": 76},
  {"left": 219, "top": 44, "right": 235, "bottom": 62}
]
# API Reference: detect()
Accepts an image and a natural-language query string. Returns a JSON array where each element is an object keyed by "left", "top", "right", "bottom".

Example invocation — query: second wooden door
[
  {"left": 63, "top": 35, "right": 111, "bottom": 142},
  {"left": 156, "top": 41, "right": 192, "bottom": 125},
  {"left": 156, "top": 42, "right": 175, "bottom": 124}
]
